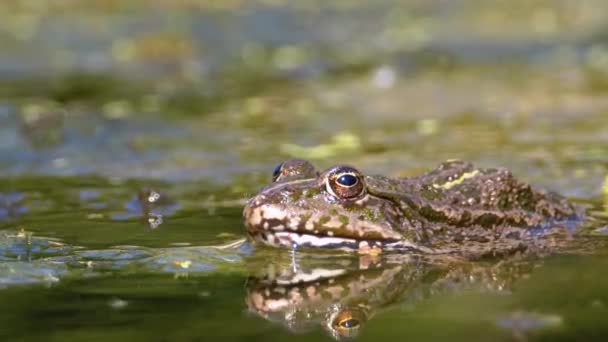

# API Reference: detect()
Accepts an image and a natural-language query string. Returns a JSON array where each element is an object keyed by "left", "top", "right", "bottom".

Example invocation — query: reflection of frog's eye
[
  {"left": 338, "top": 317, "right": 360, "bottom": 329},
  {"left": 325, "top": 166, "right": 365, "bottom": 199},
  {"left": 272, "top": 162, "right": 284, "bottom": 182},
  {"left": 330, "top": 307, "right": 365, "bottom": 339}
]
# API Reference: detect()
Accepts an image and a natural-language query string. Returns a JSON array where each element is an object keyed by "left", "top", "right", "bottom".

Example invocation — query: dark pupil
[
  {"left": 337, "top": 174, "right": 357, "bottom": 186},
  {"left": 272, "top": 163, "right": 283, "bottom": 180},
  {"left": 340, "top": 318, "right": 359, "bottom": 328}
]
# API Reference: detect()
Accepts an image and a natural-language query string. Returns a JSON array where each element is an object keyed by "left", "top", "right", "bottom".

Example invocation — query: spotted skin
[{"left": 243, "top": 159, "right": 579, "bottom": 257}]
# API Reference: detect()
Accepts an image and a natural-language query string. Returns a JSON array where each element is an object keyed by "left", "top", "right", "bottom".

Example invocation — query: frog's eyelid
[{"left": 325, "top": 177, "right": 339, "bottom": 198}]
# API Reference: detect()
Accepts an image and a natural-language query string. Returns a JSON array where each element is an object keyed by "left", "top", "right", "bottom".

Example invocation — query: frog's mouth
[
  {"left": 244, "top": 204, "right": 426, "bottom": 252},
  {"left": 249, "top": 229, "right": 366, "bottom": 251},
  {"left": 248, "top": 229, "right": 425, "bottom": 253}
]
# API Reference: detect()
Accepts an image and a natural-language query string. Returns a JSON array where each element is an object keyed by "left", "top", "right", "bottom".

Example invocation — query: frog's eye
[
  {"left": 337, "top": 174, "right": 357, "bottom": 186},
  {"left": 325, "top": 166, "right": 365, "bottom": 199},
  {"left": 272, "top": 162, "right": 284, "bottom": 182}
]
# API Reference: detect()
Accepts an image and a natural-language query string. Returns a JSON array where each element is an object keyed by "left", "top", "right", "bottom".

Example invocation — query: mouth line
[{"left": 251, "top": 230, "right": 406, "bottom": 251}]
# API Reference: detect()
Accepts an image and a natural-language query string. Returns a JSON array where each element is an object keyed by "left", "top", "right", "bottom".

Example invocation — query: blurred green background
[{"left": 1, "top": 0, "right": 607, "bottom": 193}]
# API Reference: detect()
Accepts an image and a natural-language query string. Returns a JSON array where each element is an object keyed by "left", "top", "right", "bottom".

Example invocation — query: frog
[{"left": 243, "top": 159, "right": 580, "bottom": 258}]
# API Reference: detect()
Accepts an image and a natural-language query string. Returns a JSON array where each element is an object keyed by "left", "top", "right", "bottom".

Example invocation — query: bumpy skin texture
[{"left": 243, "top": 159, "right": 578, "bottom": 257}]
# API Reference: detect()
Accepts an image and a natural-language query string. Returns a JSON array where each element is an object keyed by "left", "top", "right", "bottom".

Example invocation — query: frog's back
[
  {"left": 367, "top": 161, "right": 579, "bottom": 256},
  {"left": 413, "top": 161, "right": 576, "bottom": 225}
]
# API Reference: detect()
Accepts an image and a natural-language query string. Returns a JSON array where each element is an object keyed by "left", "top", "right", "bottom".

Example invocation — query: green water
[{"left": 1, "top": 0, "right": 608, "bottom": 340}]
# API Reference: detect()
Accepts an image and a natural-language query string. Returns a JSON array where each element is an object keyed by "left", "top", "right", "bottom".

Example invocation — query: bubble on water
[
  {"left": 147, "top": 191, "right": 161, "bottom": 203},
  {"left": 147, "top": 214, "right": 163, "bottom": 229},
  {"left": 371, "top": 65, "right": 396, "bottom": 89},
  {"left": 108, "top": 297, "right": 128, "bottom": 310}
]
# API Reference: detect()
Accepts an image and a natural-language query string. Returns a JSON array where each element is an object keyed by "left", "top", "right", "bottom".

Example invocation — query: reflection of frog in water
[
  {"left": 244, "top": 159, "right": 580, "bottom": 258},
  {"left": 246, "top": 253, "right": 534, "bottom": 339}
]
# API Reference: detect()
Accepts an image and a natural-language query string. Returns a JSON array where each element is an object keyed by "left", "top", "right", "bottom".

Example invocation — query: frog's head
[{"left": 244, "top": 159, "right": 424, "bottom": 253}]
